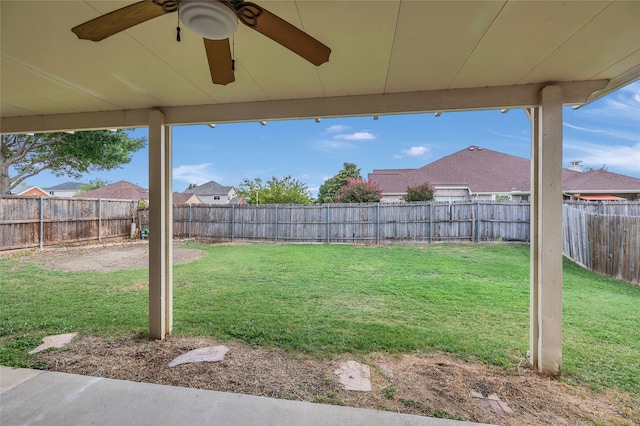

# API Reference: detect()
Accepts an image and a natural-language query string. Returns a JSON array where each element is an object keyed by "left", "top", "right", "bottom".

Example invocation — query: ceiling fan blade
[
  {"left": 204, "top": 38, "right": 235, "bottom": 85},
  {"left": 236, "top": 3, "right": 330, "bottom": 66},
  {"left": 72, "top": 0, "right": 171, "bottom": 42}
]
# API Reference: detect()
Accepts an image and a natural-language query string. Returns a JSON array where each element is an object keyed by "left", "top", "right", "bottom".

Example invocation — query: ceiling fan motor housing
[{"left": 180, "top": 0, "right": 238, "bottom": 40}]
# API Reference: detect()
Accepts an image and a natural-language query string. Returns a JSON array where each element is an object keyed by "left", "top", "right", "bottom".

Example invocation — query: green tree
[
  {"left": 586, "top": 164, "right": 609, "bottom": 172},
  {"left": 77, "top": 178, "right": 111, "bottom": 194},
  {"left": 317, "top": 162, "right": 361, "bottom": 203},
  {"left": 185, "top": 183, "right": 198, "bottom": 191},
  {"left": 236, "top": 176, "right": 313, "bottom": 205},
  {"left": 402, "top": 183, "right": 434, "bottom": 202},
  {"left": 335, "top": 178, "right": 382, "bottom": 203},
  {"left": 1, "top": 130, "right": 146, "bottom": 195}
]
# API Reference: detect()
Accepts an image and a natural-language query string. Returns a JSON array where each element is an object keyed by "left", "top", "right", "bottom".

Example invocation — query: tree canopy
[
  {"left": 317, "top": 162, "right": 362, "bottom": 203},
  {"left": 335, "top": 178, "right": 382, "bottom": 203},
  {"left": 236, "top": 176, "right": 313, "bottom": 205},
  {"left": 1, "top": 130, "right": 146, "bottom": 195},
  {"left": 77, "top": 178, "right": 111, "bottom": 194},
  {"left": 403, "top": 183, "right": 435, "bottom": 202}
]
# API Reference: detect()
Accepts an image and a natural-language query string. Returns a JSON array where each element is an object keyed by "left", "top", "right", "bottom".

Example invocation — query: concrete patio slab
[{"left": 0, "top": 366, "right": 491, "bottom": 426}]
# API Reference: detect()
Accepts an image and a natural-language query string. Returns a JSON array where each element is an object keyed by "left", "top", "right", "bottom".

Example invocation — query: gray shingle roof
[
  {"left": 46, "top": 182, "right": 84, "bottom": 190},
  {"left": 76, "top": 181, "right": 148, "bottom": 200},
  {"left": 369, "top": 146, "right": 640, "bottom": 194},
  {"left": 185, "top": 181, "right": 234, "bottom": 195}
]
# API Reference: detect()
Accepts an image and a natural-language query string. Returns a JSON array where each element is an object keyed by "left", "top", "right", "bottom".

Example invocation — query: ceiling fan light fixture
[{"left": 180, "top": 0, "right": 238, "bottom": 40}]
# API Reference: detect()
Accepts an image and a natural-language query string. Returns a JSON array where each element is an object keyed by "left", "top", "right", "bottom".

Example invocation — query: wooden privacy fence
[
  {"left": 3, "top": 197, "right": 638, "bottom": 285},
  {"left": 563, "top": 203, "right": 640, "bottom": 285},
  {"left": 0, "top": 196, "right": 136, "bottom": 250},
  {"left": 139, "top": 201, "right": 530, "bottom": 244}
]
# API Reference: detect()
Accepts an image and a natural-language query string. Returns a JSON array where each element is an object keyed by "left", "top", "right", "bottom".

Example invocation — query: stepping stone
[
  {"left": 376, "top": 358, "right": 393, "bottom": 378},
  {"left": 470, "top": 391, "right": 514, "bottom": 415},
  {"left": 168, "top": 346, "right": 229, "bottom": 367},
  {"left": 334, "top": 360, "right": 371, "bottom": 391},
  {"left": 29, "top": 333, "right": 78, "bottom": 354}
]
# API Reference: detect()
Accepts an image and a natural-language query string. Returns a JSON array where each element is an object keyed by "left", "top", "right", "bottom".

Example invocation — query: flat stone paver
[
  {"left": 334, "top": 360, "right": 372, "bottom": 391},
  {"left": 169, "top": 346, "right": 229, "bottom": 367},
  {"left": 28, "top": 333, "right": 78, "bottom": 354}
]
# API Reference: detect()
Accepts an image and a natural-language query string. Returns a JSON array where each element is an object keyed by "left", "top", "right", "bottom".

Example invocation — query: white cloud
[
  {"left": 173, "top": 163, "right": 216, "bottom": 184},
  {"left": 395, "top": 145, "right": 430, "bottom": 158},
  {"left": 313, "top": 139, "right": 354, "bottom": 151},
  {"left": 325, "top": 124, "right": 351, "bottom": 133},
  {"left": 402, "top": 146, "right": 430, "bottom": 157},
  {"left": 564, "top": 122, "right": 639, "bottom": 142},
  {"left": 563, "top": 122, "right": 604, "bottom": 133},
  {"left": 333, "top": 131, "right": 376, "bottom": 141},
  {"left": 564, "top": 141, "right": 640, "bottom": 174},
  {"left": 584, "top": 82, "right": 640, "bottom": 122},
  {"left": 486, "top": 129, "right": 530, "bottom": 142}
]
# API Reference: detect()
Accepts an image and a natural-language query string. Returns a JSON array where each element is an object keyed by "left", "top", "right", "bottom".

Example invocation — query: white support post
[
  {"left": 529, "top": 86, "right": 563, "bottom": 375},
  {"left": 148, "top": 110, "right": 173, "bottom": 340}
]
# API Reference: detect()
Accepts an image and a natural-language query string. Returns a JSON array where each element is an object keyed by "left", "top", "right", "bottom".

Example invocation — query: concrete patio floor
[{"left": 0, "top": 366, "right": 490, "bottom": 426}]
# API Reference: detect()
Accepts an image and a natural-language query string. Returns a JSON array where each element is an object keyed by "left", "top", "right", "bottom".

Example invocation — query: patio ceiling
[{"left": 1, "top": 0, "right": 639, "bottom": 133}]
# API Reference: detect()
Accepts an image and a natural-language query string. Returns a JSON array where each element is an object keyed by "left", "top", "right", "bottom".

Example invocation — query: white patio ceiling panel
[
  {"left": 1, "top": 0, "right": 639, "bottom": 131},
  {"left": 384, "top": 1, "right": 506, "bottom": 93},
  {"left": 450, "top": 1, "right": 613, "bottom": 88}
]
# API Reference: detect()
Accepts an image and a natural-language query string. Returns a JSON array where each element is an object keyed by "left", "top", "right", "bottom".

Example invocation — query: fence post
[
  {"left": 39, "top": 196, "right": 44, "bottom": 249},
  {"left": 188, "top": 204, "right": 192, "bottom": 238},
  {"left": 274, "top": 205, "right": 278, "bottom": 243},
  {"left": 429, "top": 202, "right": 433, "bottom": 244},
  {"left": 231, "top": 205, "right": 235, "bottom": 242},
  {"left": 476, "top": 201, "right": 480, "bottom": 243},
  {"left": 326, "top": 204, "right": 330, "bottom": 244},
  {"left": 376, "top": 203, "right": 380, "bottom": 244},
  {"left": 600, "top": 201, "right": 607, "bottom": 215},
  {"left": 98, "top": 198, "right": 102, "bottom": 242}
]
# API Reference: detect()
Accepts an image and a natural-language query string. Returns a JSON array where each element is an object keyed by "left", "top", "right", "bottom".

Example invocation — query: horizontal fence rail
[
  {"left": 137, "top": 201, "right": 530, "bottom": 244},
  {"left": 0, "top": 196, "right": 136, "bottom": 250}
]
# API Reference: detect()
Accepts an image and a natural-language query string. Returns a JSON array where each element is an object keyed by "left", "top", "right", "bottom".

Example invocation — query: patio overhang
[{"left": 3, "top": 0, "right": 640, "bottom": 377}]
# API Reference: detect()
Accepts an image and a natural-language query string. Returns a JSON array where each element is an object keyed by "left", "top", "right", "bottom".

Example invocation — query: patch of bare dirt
[
  {"left": 37, "top": 336, "right": 639, "bottom": 425},
  {"left": 5, "top": 240, "right": 206, "bottom": 272}
]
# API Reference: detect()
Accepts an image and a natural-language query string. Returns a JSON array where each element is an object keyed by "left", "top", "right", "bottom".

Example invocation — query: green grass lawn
[{"left": 1, "top": 243, "right": 638, "bottom": 395}]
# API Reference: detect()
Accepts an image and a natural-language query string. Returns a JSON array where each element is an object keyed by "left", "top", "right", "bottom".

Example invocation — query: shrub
[
  {"left": 403, "top": 183, "right": 434, "bottom": 202},
  {"left": 335, "top": 178, "right": 382, "bottom": 203}
]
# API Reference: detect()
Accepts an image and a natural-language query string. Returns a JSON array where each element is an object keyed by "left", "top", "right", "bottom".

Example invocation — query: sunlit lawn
[{"left": 1, "top": 243, "right": 638, "bottom": 394}]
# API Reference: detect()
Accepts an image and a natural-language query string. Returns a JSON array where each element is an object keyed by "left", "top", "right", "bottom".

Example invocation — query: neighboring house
[
  {"left": 76, "top": 180, "right": 149, "bottom": 204},
  {"left": 173, "top": 192, "right": 200, "bottom": 205},
  {"left": 369, "top": 146, "right": 640, "bottom": 202},
  {"left": 185, "top": 181, "right": 237, "bottom": 205},
  {"left": 46, "top": 182, "right": 84, "bottom": 197},
  {"left": 17, "top": 186, "right": 50, "bottom": 197}
]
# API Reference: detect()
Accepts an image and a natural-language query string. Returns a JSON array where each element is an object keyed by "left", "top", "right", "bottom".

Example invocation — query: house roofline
[{"left": 563, "top": 189, "right": 640, "bottom": 194}]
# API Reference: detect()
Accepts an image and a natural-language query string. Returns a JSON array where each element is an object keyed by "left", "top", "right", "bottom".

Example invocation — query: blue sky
[{"left": 30, "top": 81, "right": 640, "bottom": 195}]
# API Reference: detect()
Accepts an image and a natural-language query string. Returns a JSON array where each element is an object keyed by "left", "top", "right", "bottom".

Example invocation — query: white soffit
[{"left": 1, "top": 0, "right": 639, "bottom": 133}]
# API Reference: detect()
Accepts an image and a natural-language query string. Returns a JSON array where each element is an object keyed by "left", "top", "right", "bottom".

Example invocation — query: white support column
[
  {"left": 529, "top": 86, "right": 563, "bottom": 375},
  {"left": 148, "top": 110, "right": 173, "bottom": 340}
]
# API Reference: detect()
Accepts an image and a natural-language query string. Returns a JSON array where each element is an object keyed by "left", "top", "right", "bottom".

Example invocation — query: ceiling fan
[{"left": 72, "top": 0, "right": 331, "bottom": 85}]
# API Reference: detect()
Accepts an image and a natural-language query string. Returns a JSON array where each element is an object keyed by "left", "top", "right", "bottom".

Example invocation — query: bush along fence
[
  {"left": 0, "top": 196, "right": 137, "bottom": 250},
  {"left": 563, "top": 202, "right": 640, "bottom": 285}
]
